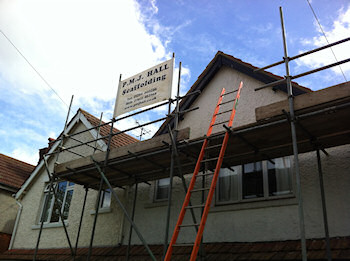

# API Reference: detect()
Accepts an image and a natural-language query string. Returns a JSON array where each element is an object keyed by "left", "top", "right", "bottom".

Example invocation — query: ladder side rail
[
  {"left": 190, "top": 131, "right": 230, "bottom": 260},
  {"left": 190, "top": 82, "right": 243, "bottom": 260},
  {"left": 164, "top": 88, "right": 225, "bottom": 261}
]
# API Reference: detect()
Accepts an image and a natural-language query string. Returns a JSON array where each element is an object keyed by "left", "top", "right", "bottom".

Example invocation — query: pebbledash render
[{"left": 7, "top": 52, "right": 350, "bottom": 258}]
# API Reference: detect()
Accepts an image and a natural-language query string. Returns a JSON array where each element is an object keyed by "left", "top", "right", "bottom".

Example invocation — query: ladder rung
[
  {"left": 220, "top": 89, "right": 237, "bottom": 97},
  {"left": 211, "top": 121, "right": 228, "bottom": 127},
  {"left": 215, "top": 110, "right": 232, "bottom": 116},
  {"left": 196, "top": 172, "right": 214, "bottom": 177},
  {"left": 225, "top": 89, "right": 238, "bottom": 95},
  {"left": 179, "top": 223, "right": 200, "bottom": 227},
  {"left": 191, "top": 187, "right": 210, "bottom": 192},
  {"left": 201, "top": 157, "right": 219, "bottom": 163},
  {"left": 185, "top": 204, "right": 205, "bottom": 209},
  {"left": 221, "top": 99, "right": 235, "bottom": 105},
  {"left": 205, "top": 144, "right": 222, "bottom": 150}
]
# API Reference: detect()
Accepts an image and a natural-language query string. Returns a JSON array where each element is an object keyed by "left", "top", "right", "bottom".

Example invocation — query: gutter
[{"left": 9, "top": 199, "right": 23, "bottom": 250}]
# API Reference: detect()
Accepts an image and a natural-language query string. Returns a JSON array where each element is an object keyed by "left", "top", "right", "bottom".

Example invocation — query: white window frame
[
  {"left": 154, "top": 178, "right": 170, "bottom": 202},
  {"left": 216, "top": 156, "right": 294, "bottom": 205},
  {"left": 38, "top": 181, "right": 74, "bottom": 224}
]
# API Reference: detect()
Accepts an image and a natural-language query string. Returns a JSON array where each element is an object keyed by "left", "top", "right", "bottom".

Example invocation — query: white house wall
[{"left": 178, "top": 66, "right": 287, "bottom": 139}]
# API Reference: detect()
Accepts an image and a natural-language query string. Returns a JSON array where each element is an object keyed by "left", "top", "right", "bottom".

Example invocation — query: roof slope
[
  {"left": 156, "top": 51, "right": 311, "bottom": 135},
  {"left": 79, "top": 109, "right": 138, "bottom": 148},
  {"left": 0, "top": 154, "right": 35, "bottom": 191}
]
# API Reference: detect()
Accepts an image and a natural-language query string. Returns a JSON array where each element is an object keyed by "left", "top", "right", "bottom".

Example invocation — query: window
[
  {"left": 154, "top": 178, "right": 170, "bottom": 201},
  {"left": 39, "top": 181, "right": 74, "bottom": 223},
  {"left": 99, "top": 189, "right": 111, "bottom": 209},
  {"left": 217, "top": 157, "right": 292, "bottom": 204}
]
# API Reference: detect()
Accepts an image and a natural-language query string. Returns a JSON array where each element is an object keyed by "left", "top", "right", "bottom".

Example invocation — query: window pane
[
  {"left": 218, "top": 167, "right": 239, "bottom": 202},
  {"left": 50, "top": 181, "right": 67, "bottom": 223},
  {"left": 40, "top": 193, "right": 53, "bottom": 222},
  {"left": 242, "top": 162, "right": 263, "bottom": 199},
  {"left": 268, "top": 157, "right": 292, "bottom": 196},
  {"left": 155, "top": 178, "right": 170, "bottom": 200},
  {"left": 63, "top": 190, "right": 73, "bottom": 219}
]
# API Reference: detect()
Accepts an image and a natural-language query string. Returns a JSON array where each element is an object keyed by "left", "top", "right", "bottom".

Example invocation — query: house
[
  {"left": 0, "top": 153, "right": 34, "bottom": 253},
  {"left": 1, "top": 51, "right": 349, "bottom": 260}
]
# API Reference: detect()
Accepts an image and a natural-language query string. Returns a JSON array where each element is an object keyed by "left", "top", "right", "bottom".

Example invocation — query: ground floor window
[
  {"left": 39, "top": 181, "right": 74, "bottom": 223},
  {"left": 154, "top": 178, "right": 170, "bottom": 201},
  {"left": 217, "top": 157, "right": 293, "bottom": 204}
]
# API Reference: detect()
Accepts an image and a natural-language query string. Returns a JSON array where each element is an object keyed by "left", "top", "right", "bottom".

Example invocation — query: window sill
[
  {"left": 90, "top": 207, "right": 111, "bottom": 215},
  {"left": 32, "top": 221, "right": 68, "bottom": 230},
  {"left": 212, "top": 195, "right": 297, "bottom": 212}
]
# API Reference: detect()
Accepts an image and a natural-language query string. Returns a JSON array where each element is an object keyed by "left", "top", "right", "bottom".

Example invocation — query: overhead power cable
[
  {"left": 0, "top": 29, "right": 72, "bottom": 112},
  {"left": 306, "top": 0, "right": 347, "bottom": 81}
]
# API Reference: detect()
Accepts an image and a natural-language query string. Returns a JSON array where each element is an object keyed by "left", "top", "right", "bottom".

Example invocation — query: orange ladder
[{"left": 164, "top": 81, "right": 243, "bottom": 261}]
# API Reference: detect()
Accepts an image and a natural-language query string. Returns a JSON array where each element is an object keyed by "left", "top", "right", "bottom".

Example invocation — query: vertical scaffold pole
[
  {"left": 126, "top": 182, "right": 138, "bottom": 261},
  {"left": 316, "top": 149, "right": 332, "bottom": 261},
  {"left": 163, "top": 58, "right": 181, "bottom": 259},
  {"left": 279, "top": 6, "right": 307, "bottom": 261},
  {"left": 74, "top": 186, "right": 88, "bottom": 260}
]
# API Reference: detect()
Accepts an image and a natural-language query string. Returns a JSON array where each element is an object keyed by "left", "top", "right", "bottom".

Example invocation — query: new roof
[
  {"left": 156, "top": 51, "right": 311, "bottom": 135},
  {"left": 0, "top": 154, "right": 35, "bottom": 192}
]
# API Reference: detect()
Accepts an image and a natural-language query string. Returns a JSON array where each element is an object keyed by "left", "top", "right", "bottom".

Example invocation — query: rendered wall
[{"left": 178, "top": 66, "right": 287, "bottom": 139}]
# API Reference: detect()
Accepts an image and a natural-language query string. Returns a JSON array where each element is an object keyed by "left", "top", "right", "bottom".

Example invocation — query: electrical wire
[
  {"left": 0, "top": 29, "right": 73, "bottom": 112},
  {"left": 306, "top": 0, "right": 347, "bottom": 81}
]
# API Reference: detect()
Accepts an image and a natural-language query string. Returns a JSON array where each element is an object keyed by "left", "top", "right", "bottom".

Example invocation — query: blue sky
[{"left": 0, "top": 0, "right": 349, "bottom": 164}]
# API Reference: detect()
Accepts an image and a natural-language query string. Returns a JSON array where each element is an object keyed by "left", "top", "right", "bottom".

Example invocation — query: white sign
[{"left": 113, "top": 58, "right": 174, "bottom": 118}]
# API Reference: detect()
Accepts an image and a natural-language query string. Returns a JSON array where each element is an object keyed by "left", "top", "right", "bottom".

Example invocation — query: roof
[
  {"left": 156, "top": 51, "right": 312, "bottom": 135},
  {"left": 1, "top": 237, "right": 349, "bottom": 260},
  {"left": 0, "top": 153, "right": 34, "bottom": 192},
  {"left": 78, "top": 109, "right": 138, "bottom": 148}
]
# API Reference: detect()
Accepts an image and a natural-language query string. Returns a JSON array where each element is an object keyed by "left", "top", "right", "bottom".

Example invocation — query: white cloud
[
  {"left": 296, "top": 5, "right": 350, "bottom": 77},
  {"left": 11, "top": 146, "right": 39, "bottom": 165},
  {"left": 0, "top": 0, "right": 171, "bottom": 112}
]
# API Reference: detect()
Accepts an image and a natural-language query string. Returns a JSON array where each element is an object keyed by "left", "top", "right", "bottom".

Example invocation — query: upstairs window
[
  {"left": 217, "top": 157, "right": 292, "bottom": 204},
  {"left": 154, "top": 178, "right": 170, "bottom": 201},
  {"left": 39, "top": 181, "right": 74, "bottom": 223}
]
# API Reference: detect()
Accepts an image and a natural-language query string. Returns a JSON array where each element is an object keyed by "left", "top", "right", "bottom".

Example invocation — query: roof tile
[
  {"left": 79, "top": 109, "right": 138, "bottom": 149},
  {"left": 0, "top": 153, "right": 35, "bottom": 190}
]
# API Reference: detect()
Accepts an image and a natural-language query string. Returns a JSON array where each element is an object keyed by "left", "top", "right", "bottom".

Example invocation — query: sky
[{"left": 0, "top": 0, "right": 349, "bottom": 165}]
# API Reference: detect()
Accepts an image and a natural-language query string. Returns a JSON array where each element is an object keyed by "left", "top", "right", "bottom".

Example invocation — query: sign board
[{"left": 113, "top": 58, "right": 174, "bottom": 118}]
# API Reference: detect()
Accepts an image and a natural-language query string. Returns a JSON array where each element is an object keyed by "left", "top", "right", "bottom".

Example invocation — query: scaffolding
[{"left": 31, "top": 7, "right": 350, "bottom": 261}]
